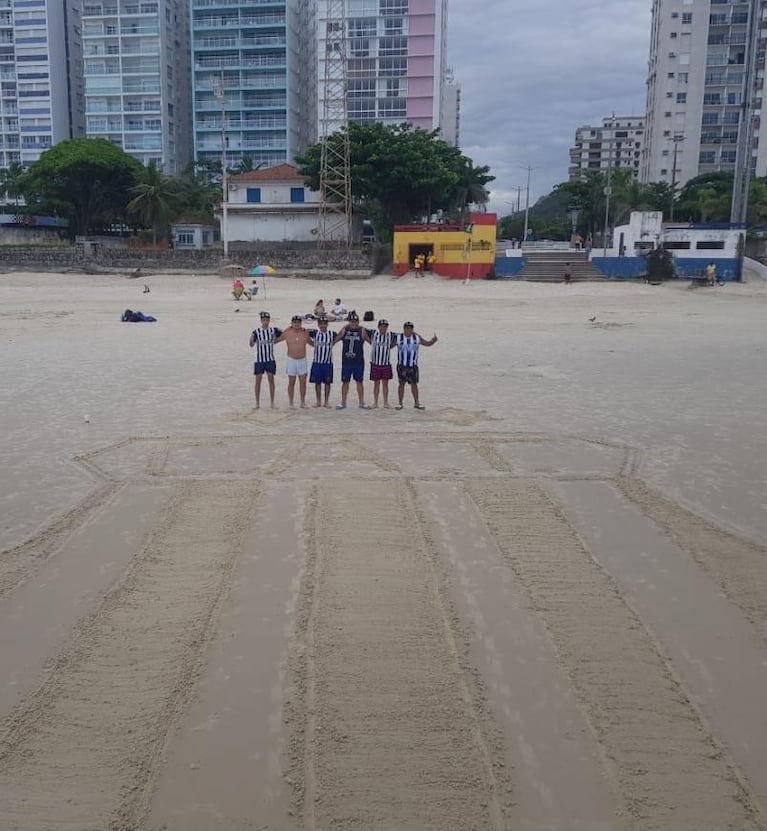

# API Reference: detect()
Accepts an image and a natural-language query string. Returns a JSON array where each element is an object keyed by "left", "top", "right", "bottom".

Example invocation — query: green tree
[
  {"left": 674, "top": 171, "right": 733, "bottom": 223},
  {"left": 296, "top": 122, "right": 494, "bottom": 242},
  {"left": 23, "top": 138, "right": 141, "bottom": 236},
  {"left": 176, "top": 164, "right": 222, "bottom": 220},
  {"left": 127, "top": 162, "right": 182, "bottom": 245}
]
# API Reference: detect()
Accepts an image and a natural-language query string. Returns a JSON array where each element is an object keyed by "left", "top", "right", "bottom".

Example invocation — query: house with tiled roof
[{"left": 222, "top": 163, "right": 330, "bottom": 243}]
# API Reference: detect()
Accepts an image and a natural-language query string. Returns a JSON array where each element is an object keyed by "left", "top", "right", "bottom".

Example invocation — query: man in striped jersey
[
  {"left": 308, "top": 314, "right": 335, "bottom": 408},
  {"left": 248, "top": 311, "right": 282, "bottom": 409},
  {"left": 395, "top": 321, "right": 438, "bottom": 410},
  {"left": 362, "top": 319, "right": 397, "bottom": 408}
]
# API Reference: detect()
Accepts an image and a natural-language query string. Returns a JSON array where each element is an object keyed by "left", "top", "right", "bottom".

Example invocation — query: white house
[{"left": 223, "top": 164, "right": 324, "bottom": 243}]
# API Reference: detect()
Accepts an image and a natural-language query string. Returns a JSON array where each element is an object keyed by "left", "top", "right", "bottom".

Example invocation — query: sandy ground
[{"left": 1, "top": 269, "right": 766, "bottom": 830}]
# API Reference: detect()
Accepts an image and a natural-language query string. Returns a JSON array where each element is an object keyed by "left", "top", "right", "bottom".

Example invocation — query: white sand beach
[{"left": 1, "top": 269, "right": 766, "bottom": 830}]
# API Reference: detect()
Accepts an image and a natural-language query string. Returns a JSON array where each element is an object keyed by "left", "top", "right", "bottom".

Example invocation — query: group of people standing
[{"left": 249, "top": 310, "right": 438, "bottom": 410}]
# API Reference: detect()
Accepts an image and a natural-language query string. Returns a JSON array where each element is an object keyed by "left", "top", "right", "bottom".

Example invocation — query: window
[
  {"left": 696, "top": 240, "right": 724, "bottom": 250},
  {"left": 699, "top": 151, "right": 716, "bottom": 164},
  {"left": 670, "top": 32, "right": 678, "bottom": 38},
  {"left": 720, "top": 150, "right": 737, "bottom": 163},
  {"left": 667, "top": 72, "right": 675, "bottom": 78},
  {"left": 676, "top": 92, "right": 687, "bottom": 103},
  {"left": 662, "top": 241, "right": 691, "bottom": 250},
  {"left": 682, "top": 12, "right": 692, "bottom": 23},
  {"left": 246, "top": 187, "right": 261, "bottom": 203},
  {"left": 290, "top": 187, "right": 304, "bottom": 203},
  {"left": 176, "top": 231, "right": 194, "bottom": 245}
]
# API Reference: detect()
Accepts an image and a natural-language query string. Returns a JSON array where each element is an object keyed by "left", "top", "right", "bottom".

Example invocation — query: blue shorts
[
  {"left": 254, "top": 360, "right": 277, "bottom": 376},
  {"left": 310, "top": 362, "right": 334, "bottom": 384},
  {"left": 341, "top": 362, "right": 364, "bottom": 383}
]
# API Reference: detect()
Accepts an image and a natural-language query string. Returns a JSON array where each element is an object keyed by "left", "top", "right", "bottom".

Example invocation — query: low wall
[
  {"left": 0, "top": 244, "right": 372, "bottom": 274},
  {"left": 590, "top": 257, "right": 646, "bottom": 279},
  {"left": 494, "top": 256, "right": 526, "bottom": 279}
]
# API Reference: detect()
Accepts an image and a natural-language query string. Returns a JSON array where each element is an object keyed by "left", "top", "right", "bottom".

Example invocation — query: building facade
[
  {"left": 316, "top": 0, "right": 449, "bottom": 137},
  {"left": 81, "top": 0, "right": 191, "bottom": 172},
  {"left": 0, "top": 0, "right": 84, "bottom": 169},
  {"left": 440, "top": 66, "right": 459, "bottom": 146},
  {"left": 190, "top": 0, "right": 314, "bottom": 172},
  {"left": 641, "top": 0, "right": 767, "bottom": 189},
  {"left": 568, "top": 117, "right": 645, "bottom": 181}
]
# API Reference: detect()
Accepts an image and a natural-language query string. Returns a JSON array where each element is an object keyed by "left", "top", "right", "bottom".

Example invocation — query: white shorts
[{"left": 286, "top": 357, "right": 308, "bottom": 377}]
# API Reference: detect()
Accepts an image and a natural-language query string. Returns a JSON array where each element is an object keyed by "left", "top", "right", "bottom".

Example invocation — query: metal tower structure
[{"left": 318, "top": 0, "right": 352, "bottom": 248}]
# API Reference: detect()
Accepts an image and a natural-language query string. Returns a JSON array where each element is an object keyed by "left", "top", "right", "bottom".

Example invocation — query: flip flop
[
  {"left": 414, "top": 405, "right": 425, "bottom": 410},
  {"left": 395, "top": 405, "right": 403, "bottom": 410},
  {"left": 359, "top": 404, "right": 371, "bottom": 410},
  {"left": 335, "top": 404, "right": 347, "bottom": 410}
]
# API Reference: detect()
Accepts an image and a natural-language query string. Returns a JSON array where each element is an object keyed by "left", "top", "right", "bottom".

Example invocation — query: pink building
[{"left": 317, "top": 0, "right": 451, "bottom": 139}]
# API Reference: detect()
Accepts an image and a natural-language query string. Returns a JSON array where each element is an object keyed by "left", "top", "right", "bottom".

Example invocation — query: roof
[{"left": 229, "top": 163, "right": 305, "bottom": 183}]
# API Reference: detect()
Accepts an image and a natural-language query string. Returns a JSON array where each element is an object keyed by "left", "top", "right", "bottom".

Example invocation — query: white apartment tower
[
  {"left": 0, "top": 0, "right": 85, "bottom": 169},
  {"left": 569, "top": 117, "right": 645, "bottom": 181},
  {"left": 641, "top": 0, "right": 767, "bottom": 189},
  {"left": 81, "top": 0, "right": 192, "bottom": 172},
  {"left": 316, "top": 0, "right": 449, "bottom": 138}
]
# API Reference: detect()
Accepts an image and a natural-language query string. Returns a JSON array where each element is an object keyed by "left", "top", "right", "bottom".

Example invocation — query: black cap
[
  {"left": 317, "top": 314, "right": 328, "bottom": 322},
  {"left": 378, "top": 319, "right": 389, "bottom": 326},
  {"left": 403, "top": 320, "right": 414, "bottom": 327},
  {"left": 260, "top": 311, "right": 271, "bottom": 318},
  {"left": 291, "top": 314, "right": 302, "bottom": 322},
  {"left": 348, "top": 311, "right": 359, "bottom": 320}
]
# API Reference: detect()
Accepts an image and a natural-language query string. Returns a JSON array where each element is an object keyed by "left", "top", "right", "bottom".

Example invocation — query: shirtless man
[{"left": 276, "top": 315, "right": 311, "bottom": 408}]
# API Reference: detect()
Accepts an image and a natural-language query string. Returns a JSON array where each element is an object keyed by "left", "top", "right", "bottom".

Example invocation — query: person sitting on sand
[
  {"left": 244, "top": 280, "right": 258, "bottom": 300},
  {"left": 331, "top": 298, "right": 347, "bottom": 320},
  {"left": 232, "top": 278, "right": 245, "bottom": 301},
  {"left": 314, "top": 299, "right": 326, "bottom": 317}
]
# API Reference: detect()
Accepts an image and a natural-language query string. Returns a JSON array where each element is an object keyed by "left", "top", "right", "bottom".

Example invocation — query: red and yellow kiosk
[{"left": 392, "top": 212, "right": 497, "bottom": 279}]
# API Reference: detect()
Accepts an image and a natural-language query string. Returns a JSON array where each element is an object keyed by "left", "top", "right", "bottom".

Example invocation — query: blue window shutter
[
  {"left": 290, "top": 187, "right": 305, "bottom": 203},
  {"left": 246, "top": 188, "right": 261, "bottom": 203}
]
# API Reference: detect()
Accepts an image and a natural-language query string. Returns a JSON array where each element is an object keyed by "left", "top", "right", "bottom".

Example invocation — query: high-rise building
[
  {"left": 190, "top": 0, "right": 314, "bottom": 171},
  {"left": 0, "top": 0, "right": 85, "bottom": 169},
  {"left": 81, "top": 0, "right": 192, "bottom": 172},
  {"left": 569, "top": 117, "right": 645, "bottom": 181},
  {"left": 641, "top": 0, "right": 766, "bottom": 189},
  {"left": 316, "top": 0, "right": 449, "bottom": 138}
]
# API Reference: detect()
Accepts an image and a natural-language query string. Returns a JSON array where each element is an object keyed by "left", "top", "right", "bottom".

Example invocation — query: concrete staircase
[{"left": 516, "top": 251, "right": 606, "bottom": 282}]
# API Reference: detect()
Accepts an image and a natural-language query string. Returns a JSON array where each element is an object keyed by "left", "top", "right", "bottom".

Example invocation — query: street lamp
[
  {"left": 212, "top": 75, "right": 229, "bottom": 258},
  {"left": 603, "top": 114, "right": 615, "bottom": 257},
  {"left": 669, "top": 134, "right": 684, "bottom": 221},
  {"left": 522, "top": 165, "right": 533, "bottom": 245}
]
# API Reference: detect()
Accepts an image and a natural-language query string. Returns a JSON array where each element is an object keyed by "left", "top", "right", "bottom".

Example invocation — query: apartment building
[
  {"left": 441, "top": 67, "right": 460, "bottom": 146},
  {"left": 81, "top": 0, "right": 191, "bottom": 172},
  {"left": 316, "top": 0, "right": 449, "bottom": 137},
  {"left": 641, "top": 0, "right": 767, "bottom": 188},
  {"left": 568, "top": 117, "right": 645, "bottom": 181},
  {"left": 190, "top": 0, "right": 314, "bottom": 171},
  {"left": 0, "top": 0, "right": 84, "bottom": 170}
]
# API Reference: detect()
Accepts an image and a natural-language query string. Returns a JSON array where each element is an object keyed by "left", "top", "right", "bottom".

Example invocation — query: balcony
[{"left": 194, "top": 14, "right": 285, "bottom": 28}]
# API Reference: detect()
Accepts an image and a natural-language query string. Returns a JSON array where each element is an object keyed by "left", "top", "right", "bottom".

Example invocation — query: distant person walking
[
  {"left": 414, "top": 253, "right": 425, "bottom": 277},
  {"left": 563, "top": 262, "right": 572, "bottom": 284},
  {"left": 705, "top": 262, "right": 717, "bottom": 286}
]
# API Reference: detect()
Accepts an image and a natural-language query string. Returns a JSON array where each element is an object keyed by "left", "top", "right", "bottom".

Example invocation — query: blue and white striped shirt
[
  {"left": 369, "top": 329, "right": 395, "bottom": 366},
  {"left": 251, "top": 326, "right": 282, "bottom": 362},
  {"left": 396, "top": 333, "right": 421, "bottom": 367},
  {"left": 310, "top": 328, "right": 335, "bottom": 364}
]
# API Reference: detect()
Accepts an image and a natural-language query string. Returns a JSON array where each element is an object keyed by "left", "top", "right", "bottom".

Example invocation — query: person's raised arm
[
  {"left": 333, "top": 326, "right": 347, "bottom": 345},
  {"left": 419, "top": 333, "right": 438, "bottom": 347}
]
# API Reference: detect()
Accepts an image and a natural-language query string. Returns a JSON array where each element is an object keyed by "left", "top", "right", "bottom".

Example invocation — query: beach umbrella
[{"left": 250, "top": 264, "right": 274, "bottom": 299}]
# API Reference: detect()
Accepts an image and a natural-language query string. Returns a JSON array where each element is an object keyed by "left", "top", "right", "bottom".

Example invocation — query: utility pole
[
  {"left": 730, "top": 0, "right": 760, "bottom": 224},
  {"left": 602, "top": 114, "right": 614, "bottom": 257},
  {"left": 669, "top": 134, "right": 684, "bottom": 221},
  {"left": 212, "top": 75, "right": 229, "bottom": 258},
  {"left": 318, "top": 0, "right": 352, "bottom": 248},
  {"left": 522, "top": 165, "right": 532, "bottom": 245}
]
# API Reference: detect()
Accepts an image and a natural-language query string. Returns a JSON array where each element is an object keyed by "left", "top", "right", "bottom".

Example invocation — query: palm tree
[
  {"left": 0, "top": 162, "right": 26, "bottom": 210},
  {"left": 127, "top": 162, "right": 181, "bottom": 245}
]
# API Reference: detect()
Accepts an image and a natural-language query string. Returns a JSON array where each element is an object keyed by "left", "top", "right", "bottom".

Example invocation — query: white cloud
[{"left": 448, "top": 0, "right": 650, "bottom": 214}]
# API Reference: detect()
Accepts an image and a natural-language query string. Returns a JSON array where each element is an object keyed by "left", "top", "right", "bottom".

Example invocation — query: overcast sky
[{"left": 447, "top": 0, "right": 651, "bottom": 215}]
